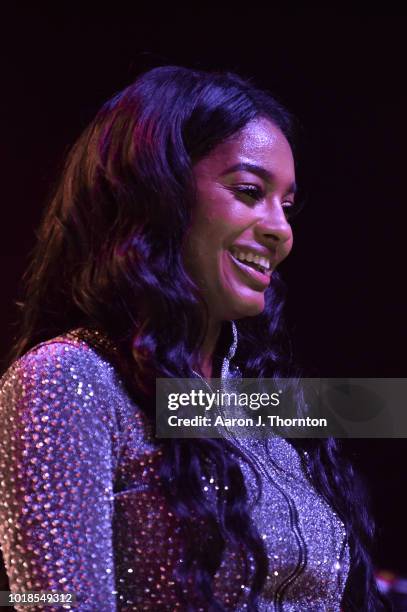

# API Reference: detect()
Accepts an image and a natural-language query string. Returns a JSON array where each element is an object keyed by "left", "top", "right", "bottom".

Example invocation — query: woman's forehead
[{"left": 193, "top": 118, "right": 295, "bottom": 183}]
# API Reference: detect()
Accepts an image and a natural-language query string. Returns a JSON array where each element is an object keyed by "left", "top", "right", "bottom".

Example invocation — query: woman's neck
[{"left": 196, "top": 318, "right": 222, "bottom": 380}]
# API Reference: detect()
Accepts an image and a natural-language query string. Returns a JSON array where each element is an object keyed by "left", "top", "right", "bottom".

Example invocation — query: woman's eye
[
  {"left": 233, "top": 185, "right": 263, "bottom": 201},
  {"left": 232, "top": 186, "right": 302, "bottom": 220},
  {"left": 282, "top": 201, "right": 296, "bottom": 218},
  {"left": 283, "top": 200, "right": 303, "bottom": 221}
]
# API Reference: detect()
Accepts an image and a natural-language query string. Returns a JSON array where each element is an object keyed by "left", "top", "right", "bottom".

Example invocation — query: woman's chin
[{"left": 224, "top": 293, "right": 265, "bottom": 320}]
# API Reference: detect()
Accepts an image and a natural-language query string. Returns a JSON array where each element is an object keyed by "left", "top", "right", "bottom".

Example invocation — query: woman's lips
[{"left": 226, "top": 250, "right": 271, "bottom": 290}]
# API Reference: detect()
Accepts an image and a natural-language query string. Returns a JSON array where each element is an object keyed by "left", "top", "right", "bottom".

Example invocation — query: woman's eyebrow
[{"left": 220, "top": 162, "right": 297, "bottom": 194}]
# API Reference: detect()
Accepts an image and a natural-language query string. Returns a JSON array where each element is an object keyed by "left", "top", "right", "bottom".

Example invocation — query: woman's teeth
[{"left": 229, "top": 248, "right": 271, "bottom": 274}]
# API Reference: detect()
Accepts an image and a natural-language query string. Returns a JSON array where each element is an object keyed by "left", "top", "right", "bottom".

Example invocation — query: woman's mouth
[{"left": 227, "top": 247, "right": 272, "bottom": 289}]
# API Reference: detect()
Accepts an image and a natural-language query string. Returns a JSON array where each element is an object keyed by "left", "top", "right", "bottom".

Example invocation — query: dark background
[{"left": 1, "top": 7, "right": 406, "bottom": 577}]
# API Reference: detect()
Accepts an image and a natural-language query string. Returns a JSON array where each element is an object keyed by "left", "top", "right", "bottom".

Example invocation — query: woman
[{"left": 0, "top": 65, "right": 389, "bottom": 611}]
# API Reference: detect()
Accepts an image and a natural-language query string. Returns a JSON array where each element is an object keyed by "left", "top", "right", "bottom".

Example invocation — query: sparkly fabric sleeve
[{"left": 0, "top": 341, "right": 119, "bottom": 611}]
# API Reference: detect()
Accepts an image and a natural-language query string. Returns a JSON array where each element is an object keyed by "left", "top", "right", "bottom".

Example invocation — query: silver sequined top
[{"left": 0, "top": 324, "right": 350, "bottom": 611}]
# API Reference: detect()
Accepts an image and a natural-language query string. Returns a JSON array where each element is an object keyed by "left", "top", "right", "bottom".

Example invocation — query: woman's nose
[{"left": 254, "top": 200, "right": 292, "bottom": 245}]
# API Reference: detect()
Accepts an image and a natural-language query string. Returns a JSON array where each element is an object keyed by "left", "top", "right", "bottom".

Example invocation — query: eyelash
[{"left": 233, "top": 185, "right": 297, "bottom": 218}]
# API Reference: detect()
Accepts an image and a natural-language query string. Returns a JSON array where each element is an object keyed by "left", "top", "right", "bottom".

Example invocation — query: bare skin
[{"left": 182, "top": 117, "right": 296, "bottom": 378}]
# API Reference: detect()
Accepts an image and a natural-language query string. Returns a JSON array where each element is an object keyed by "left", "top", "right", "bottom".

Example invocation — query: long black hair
[{"left": 6, "top": 65, "right": 389, "bottom": 610}]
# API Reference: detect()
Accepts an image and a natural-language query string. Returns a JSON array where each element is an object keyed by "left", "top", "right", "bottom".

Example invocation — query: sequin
[{"left": 0, "top": 325, "right": 350, "bottom": 610}]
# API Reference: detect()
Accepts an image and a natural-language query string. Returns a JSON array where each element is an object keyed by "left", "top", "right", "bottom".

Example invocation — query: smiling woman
[
  {"left": 183, "top": 117, "right": 295, "bottom": 327},
  {"left": 0, "top": 65, "right": 390, "bottom": 611}
]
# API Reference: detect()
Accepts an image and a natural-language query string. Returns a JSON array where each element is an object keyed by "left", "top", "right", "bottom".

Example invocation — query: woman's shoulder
[
  {"left": 0, "top": 326, "right": 154, "bottom": 465},
  {"left": 0, "top": 326, "right": 123, "bottom": 402}
]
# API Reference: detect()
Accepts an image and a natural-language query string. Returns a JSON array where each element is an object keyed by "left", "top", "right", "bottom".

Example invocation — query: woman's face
[{"left": 182, "top": 117, "right": 296, "bottom": 321}]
